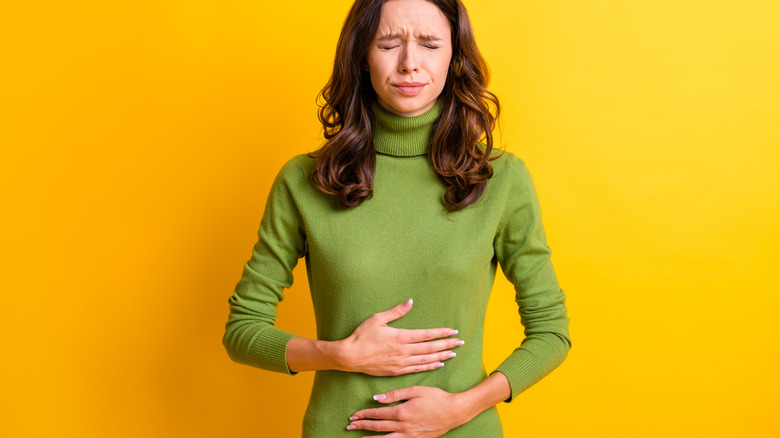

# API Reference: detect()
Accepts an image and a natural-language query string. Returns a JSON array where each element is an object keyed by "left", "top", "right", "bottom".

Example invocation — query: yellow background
[{"left": 2, "top": 0, "right": 778, "bottom": 436}]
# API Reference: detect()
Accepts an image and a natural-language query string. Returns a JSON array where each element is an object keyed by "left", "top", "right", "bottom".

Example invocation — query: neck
[{"left": 372, "top": 101, "right": 440, "bottom": 157}]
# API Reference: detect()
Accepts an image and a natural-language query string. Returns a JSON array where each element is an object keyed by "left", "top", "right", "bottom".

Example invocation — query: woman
[{"left": 223, "top": 0, "right": 571, "bottom": 436}]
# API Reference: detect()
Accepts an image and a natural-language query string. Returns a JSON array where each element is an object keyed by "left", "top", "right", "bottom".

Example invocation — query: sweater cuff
[
  {"left": 491, "top": 349, "right": 543, "bottom": 402},
  {"left": 250, "top": 326, "right": 298, "bottom": 375}
]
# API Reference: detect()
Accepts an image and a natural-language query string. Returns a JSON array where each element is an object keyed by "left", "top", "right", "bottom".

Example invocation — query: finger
[
  {"left": 407, "top": 350, "right": 457, "bottom": 367},
  {"left": 347, "top": 419, "right": 404, "bottom": 433},
  {"left": 374, "top": 298, "right": 413, "bottom": 324},
  {"left": 405, "top": 337, "right": 465, "bottom": 355},
  {"left": 373, "top": 386, "right": 421, "bottom": 404},
  {"left": 398, "top": 327, "right": 459, "bottom": 343},
  {"left": 351, "top": 405, "right": 400, "bottom": 421},
  {"left": 396, "top": 361, "right": 445, "bottom": 375}
]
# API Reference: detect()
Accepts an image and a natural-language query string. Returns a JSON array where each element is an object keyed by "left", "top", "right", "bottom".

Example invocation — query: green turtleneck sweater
[{"left": 223, "top": 102, "right": 571, "bottom": 437}]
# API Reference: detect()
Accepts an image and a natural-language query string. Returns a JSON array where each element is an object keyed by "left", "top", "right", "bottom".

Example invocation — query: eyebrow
[{"left": 377, "top": 33, "right": 443, "bottom": 42}]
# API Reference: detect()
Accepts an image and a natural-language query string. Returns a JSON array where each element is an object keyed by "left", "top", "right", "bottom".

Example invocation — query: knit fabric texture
[{"left": 223, "top": 102, "right": 571, "bottom": 437}]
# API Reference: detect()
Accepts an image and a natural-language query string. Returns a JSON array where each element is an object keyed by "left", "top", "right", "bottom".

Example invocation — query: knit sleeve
[
  {"left": 490, "top": 156, "right": 571, "bottom": 401},
  {"left": 222, "top": 156, "right": 307, "bottom": 375}
]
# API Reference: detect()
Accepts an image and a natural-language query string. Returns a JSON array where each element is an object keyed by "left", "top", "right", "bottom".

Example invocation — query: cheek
[
  {"left": 434, "top": 56, "right": 452, "bottom": 81},
  {"left": 366, "top": 51, "right": 379, "bottom": 73},
  {"left": 368, "top": 56, "right": 391, "bottom": 78}
]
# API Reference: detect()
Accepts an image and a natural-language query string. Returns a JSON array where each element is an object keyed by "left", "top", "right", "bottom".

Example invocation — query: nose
[{"left": 398, "top": 46, "right": 419, "bottom": 74}]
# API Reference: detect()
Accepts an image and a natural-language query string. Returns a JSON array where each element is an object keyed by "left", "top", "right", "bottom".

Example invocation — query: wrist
[
  {"left": 450, "top": 391, "right": 479, "bottom": 427},
  {"left": 319, "top": 338, "right": 351, "bottom": 372},
  {"left": 456, "top": 372, "right": 512, "bottom": 423},
  {"left": 453, "top": 389, "right": 484, "bottom": 425},
  {"left": 287, "top": 337, "right": 352, "bottom": 373}
]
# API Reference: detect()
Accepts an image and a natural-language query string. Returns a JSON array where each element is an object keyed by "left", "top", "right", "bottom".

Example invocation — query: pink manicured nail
[
  {"left": 448, "top": 329, "right": 459, "bottom": 335},
  {"left": 347, "top": 425, "right": 356, "bottom": 430},
  {"left": 455, "top": 340, "right": 465, "bottom": 346},
  {"left": 349, "top": 416, "right": 358, "bottom": 421},
  {"left": 436, "top": 362, "right": 445, "bottom": 368},
  {"left": 447, "top": 352, "right": 456, "bottom": 358},
  {"left": 373, "top": 394, "right": 386, "bottom": 401}
]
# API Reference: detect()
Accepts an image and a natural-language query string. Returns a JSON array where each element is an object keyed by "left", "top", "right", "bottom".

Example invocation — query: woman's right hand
[{"left": 332, "top": 299, "right": 465, "bottom": 376}]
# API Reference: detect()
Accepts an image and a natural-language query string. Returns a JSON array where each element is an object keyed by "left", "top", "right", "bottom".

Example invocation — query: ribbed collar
[{"left": 372, "top": 100, "right": 440, "bottom": 157}]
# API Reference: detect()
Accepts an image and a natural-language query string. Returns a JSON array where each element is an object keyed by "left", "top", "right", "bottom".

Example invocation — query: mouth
[{"left": 392, "top": 82, "right": 426, "bottom": 96}]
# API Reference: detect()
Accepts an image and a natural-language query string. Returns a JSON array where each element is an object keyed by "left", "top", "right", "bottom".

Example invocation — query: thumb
[{"left": 376, "top": 298, "right": 413, "bottom": 324}]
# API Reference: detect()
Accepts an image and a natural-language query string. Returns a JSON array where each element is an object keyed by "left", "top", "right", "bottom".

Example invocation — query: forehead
[{"left": 375, "top": 0, "right": 451, "bottom": 38}]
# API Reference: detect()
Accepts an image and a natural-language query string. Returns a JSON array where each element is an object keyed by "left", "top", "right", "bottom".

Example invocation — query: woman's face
[{"left": 366, "top": 0, "right": 453, "bottom": 117}]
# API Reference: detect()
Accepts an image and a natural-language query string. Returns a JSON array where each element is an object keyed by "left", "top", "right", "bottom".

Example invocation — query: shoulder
[
  {"left": 489, "top": 149, "right": 534, "bottom": 191},
  {"left": 277, "top": 153, "right": 315, "bottom": 179},
  {"left": 273, "top": 153, "right": 316, "bottom": 189}
]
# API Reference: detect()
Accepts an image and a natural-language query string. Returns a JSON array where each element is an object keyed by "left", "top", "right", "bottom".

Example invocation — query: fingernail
[
  {"left": 455, "top": 340, "right": 465, "bottom": 346},
  {"left": 347, "top": 425, "right": 356, "bottom": 430},
  {"left": 447, "top": 352, "right": 456, "bottom": 358},
  {"left": 448, "top": 329, "right": 459, "bottom": 335},
  {"left": 404, "top": 298, "right": 413, "bottom": 308},
  {"left": 349, "top": 416, "right": 358, "bottom": 421},
  {"left": 373, "top": 394, "right": 386, "bottom": 401},
  {"left": 436, "top": 362, "right": 445, "bottom": 368}
]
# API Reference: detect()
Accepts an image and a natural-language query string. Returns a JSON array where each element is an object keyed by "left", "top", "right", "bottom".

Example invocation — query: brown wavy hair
[{"left": 310, "top": 0, "right": 500, "bottom": 211}]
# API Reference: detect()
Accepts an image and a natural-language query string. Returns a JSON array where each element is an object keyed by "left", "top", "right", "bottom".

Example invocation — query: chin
[{"left": 385, "top": 98, "right": 435, "bottom": 117}]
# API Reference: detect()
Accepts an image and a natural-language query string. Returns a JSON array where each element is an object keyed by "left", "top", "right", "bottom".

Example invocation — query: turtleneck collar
[{"left": 372, "top": 100, "right": 440, "bottom": 157}]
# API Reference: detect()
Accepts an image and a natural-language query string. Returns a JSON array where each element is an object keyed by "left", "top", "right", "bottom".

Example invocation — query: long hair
[{"left": 310, "top": 0, "right": 500, "bottom": 211}]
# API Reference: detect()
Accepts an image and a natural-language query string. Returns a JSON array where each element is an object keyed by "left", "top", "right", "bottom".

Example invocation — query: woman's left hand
[{"left": 346, "top": 386, "right": 471, "bottom": 437}]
